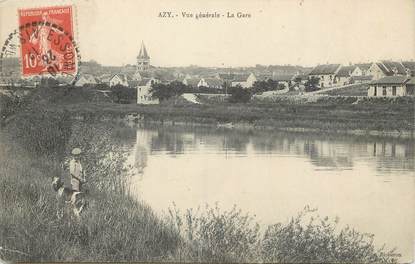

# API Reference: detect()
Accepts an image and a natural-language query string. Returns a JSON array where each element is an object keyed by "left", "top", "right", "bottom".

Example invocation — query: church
[
  {"left": 137, "top": 41, "right": 150, "bottom": 72},
  {"left": 136, "top": 41, "right": 160, "bottom": 104}
]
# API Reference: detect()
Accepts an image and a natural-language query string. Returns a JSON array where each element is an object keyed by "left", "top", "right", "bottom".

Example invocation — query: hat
[{"left": 71, "top": 148, "right": 82, "bottom": 155}]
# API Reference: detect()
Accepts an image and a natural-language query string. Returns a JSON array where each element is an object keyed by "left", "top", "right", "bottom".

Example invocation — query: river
[{"left": 125, "top": 124, "right": 414, "bottom": 260}]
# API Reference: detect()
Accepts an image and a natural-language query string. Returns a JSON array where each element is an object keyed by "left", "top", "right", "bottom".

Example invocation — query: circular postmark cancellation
[{"left": 0, "top": 6, "right": 81, "bottom": 85}]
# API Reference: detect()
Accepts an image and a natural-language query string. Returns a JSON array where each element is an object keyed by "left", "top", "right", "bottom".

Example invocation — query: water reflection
[{"left": 132, "top": 125, "right": 414, "bottom": 174}]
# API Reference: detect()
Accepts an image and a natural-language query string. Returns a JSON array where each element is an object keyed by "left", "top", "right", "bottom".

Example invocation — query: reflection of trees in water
[
  {"left": 251, "top": 132, "right": 414, "bottom": 171},
  {"left": 150, "top": 130, "right": 184, "bottom": 155},
  {"left": 136, "top": 125, "right": 414, "bottom": 172},
  {"left": 222, "top": 132, "right": 250, "bottom": 153}
]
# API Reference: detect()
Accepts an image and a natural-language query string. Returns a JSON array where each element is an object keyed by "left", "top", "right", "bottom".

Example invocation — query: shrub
[
  {"left": 7, "top": 107, "right": 72, "bottom": 159},
  {"left": 261, "top": 206, "right": 400, "bottom": 263},
  {"left": 0, "top": 94, "right": 23, "bottom": 125},
  {"left": 167, "top": 204, "right": 260, "bottom": 262},
  {"left": 228, "top": 85, "right": 252, "bottom": 103},
  {"left": 110, "top": 85, "right": 136, "bottom": 104}
]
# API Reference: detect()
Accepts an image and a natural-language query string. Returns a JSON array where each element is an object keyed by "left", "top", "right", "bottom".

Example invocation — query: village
[{"left": 1, "top": 41, "right": 415, "bottom": 104}]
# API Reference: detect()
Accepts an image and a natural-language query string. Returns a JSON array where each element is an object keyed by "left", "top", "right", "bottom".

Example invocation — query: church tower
[{"left": 137, "top": 41, "right": 150, "bottom": 71}]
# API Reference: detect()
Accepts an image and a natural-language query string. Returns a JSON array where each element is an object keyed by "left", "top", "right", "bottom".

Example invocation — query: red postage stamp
[{"left": 18, "top": 6, "right": 77, "bottom": 77}]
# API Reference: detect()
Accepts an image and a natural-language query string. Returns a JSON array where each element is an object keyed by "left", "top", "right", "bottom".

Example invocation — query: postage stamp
[{"left": 18, "top": 6, "right": 78, "bottom": 78}]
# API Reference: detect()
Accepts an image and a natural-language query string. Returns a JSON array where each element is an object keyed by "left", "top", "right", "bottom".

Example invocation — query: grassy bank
[
  {"left": 3, "top": 86, "right": 414, "bottom": 134},
  {"left": 56, "top": 99, "right": 414, "bottom": 135},
  {"left": 0, "top": 111, "right": 182, "bottom": 262},
  {"left": 0, "top": 87, "right": 405, "bottom": 262}
]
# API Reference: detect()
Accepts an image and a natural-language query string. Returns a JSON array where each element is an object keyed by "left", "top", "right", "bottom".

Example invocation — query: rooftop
[
  {"left": 370, "top": 76, "right": 410, "bottom": 85},
  {"left": 309, "top": 64, "right": 341, "bottom": 75}
]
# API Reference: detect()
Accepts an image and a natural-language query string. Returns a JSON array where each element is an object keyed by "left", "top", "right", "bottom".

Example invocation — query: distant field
[{"left": 318, "top": 83, "right": 369, "bottom": 96}]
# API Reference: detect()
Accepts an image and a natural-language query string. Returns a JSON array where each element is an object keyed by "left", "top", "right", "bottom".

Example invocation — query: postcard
[{"left": 0, "top": 0, "right": 414, "bottom": 263}]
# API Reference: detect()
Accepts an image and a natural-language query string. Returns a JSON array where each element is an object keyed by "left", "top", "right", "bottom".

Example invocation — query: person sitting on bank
[{"left": 69, "top": 148, "right": 86, "bottom": 192}]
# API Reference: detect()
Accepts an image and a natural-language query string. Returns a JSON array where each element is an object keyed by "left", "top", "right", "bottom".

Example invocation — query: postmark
[
  {"left": 19, "top": 6, "right": 77, "bottom": 77},
  {"left": 0, "top": 5, "right": 81, "bottom": 85}
]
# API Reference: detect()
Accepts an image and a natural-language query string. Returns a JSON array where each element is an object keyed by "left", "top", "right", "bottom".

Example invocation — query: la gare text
[{"left": 158, "top": 11, "right": 252, "bottom": 19}]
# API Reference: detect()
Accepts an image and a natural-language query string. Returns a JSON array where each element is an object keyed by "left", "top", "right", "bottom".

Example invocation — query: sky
[{"left": 1, "top": 0, "right": 414, "bottom": 67}]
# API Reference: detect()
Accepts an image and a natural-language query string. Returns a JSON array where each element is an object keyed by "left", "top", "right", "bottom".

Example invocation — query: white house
[
  {"left": 335, "top": 66, "right": 356, "bottom": 86},
  {"left": 367, "top": 76, "right": 411, "bottom": 97},
  {"left": 308, "top": 64, "right": 341, "bottom": 88},
  {"left": 231, "top": 73, "right": 257, "bottom": 88},
  {"left": 197, "top": 78, "right": 223, "bottom": 89},
  {"left": 137, "top": 78, "right": 159, "bottom": 104},
  {"left": 74, "top": 74, "right": 98, "bottom": 87},
  {"left": 109, "top": 74, "right": 131, "bottom": 87},
  {"left": 354, "top": 63, "right": 372, "bottom": 76},
  {"left": 366, "top": 61, "right": 407, "bottom": 80}
]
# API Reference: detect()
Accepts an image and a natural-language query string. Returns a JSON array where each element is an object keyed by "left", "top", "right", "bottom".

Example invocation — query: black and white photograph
[{"left": 0, "top": 0, "right": 414, "bottom": 263}]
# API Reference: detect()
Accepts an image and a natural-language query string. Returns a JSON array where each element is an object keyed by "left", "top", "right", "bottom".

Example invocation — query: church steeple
[{"left": 137, "top": 41, "right": 150, "bottom": 71}]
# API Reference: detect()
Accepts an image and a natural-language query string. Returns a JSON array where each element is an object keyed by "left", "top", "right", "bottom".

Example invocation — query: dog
[{"left": 52, "top": 176, "right": 87, "bottom": 219}]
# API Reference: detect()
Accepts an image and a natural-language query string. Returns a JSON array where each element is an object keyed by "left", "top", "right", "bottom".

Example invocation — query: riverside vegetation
[
  {"left": 0, "top": 86, "right": 404, "bottom": 262},
  {"left": 5, "top": 85, "right": 412, "bottom": 135}
]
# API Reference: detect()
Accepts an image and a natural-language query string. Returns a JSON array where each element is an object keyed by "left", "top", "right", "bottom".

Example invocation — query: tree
[
  {"left": 304, "top": 77, "right": 320, "bottom": 92},
  {"left": 149, "top": 81, "right": 187, "bottom": 101},
  {"left": 252, "top": 79, "right": 281, "bottom": 94},
  {"left": 110, "top": 84, "right": 136, "bottom": 103},
  {"left": 228, "top": 85, "right": 252, "bottom": 103},
  {"left": 95, "top": 83, "right": 110, "bottom": 90}
]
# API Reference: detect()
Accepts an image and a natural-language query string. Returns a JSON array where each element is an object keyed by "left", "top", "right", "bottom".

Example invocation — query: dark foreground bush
[
  {"left": 7, "top": 107, "right": 72, "bottom": 159},
  {"left": 228, "top": 85, "right": 252, "bottom": 103},
  {"left": 167, "top": 204, "right": 260, "bottom": 262},
  {"left": 261, "top": 207, "right": 400, "bottom": 263},
  {"left": 168, "top": 205, "right": 400, "bottom": 263}
]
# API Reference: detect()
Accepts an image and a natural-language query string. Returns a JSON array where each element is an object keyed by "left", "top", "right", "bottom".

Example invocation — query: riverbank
[
  {"left": 48, "top": 99, "right": 414, "bottom": 139},
  {"left": 2, "top": 87, "right": 414, "bottom": 138}
]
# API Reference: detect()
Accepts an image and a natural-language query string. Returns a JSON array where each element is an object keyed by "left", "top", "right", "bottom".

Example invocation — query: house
[
  {"left": 183, "top": 77, "right": 201, "bottom": 88},
  {"left": 367, "top": 76, "right": 412, "bottom": 97},
  {"left": 231, "top": 73, "right": 256, "bottom": 88},
  {"left": 109, "top": 74, "right": 132, "bottom": 87},
  {"left": 98, "top": 73, "right": 112, "bottom": 85},
  {"left": 335, "top": 66, "right": 356, "bottom": 85},
  {"left": 74, "top": 74, "right": 98, "bottom": 87},
  {"left": 197, "top": 78, "right": 223, "bottom": 89},
  {"left": 308, "top": 64, "right": 341, "bottom": 88},
  {"left": 401, "top": 61, "right": 415, "bottom": 77},
  {"left": 366, "top": 61, "right": 407, "bottom": 80},
  {"left": 137, "top": 78, "right": 159, "bottom": 104},
  {"left": 132, "top": 71, "right": 142, "bottom": 81},
  {"left": 271, "top": 74, "right": 294, "bottom": 88},
  {"left": 216, "top": 73, "right": 235, "bottom": 87},
  {"left": 354, "top": 63, "right": 372, "bottom": 76}
]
